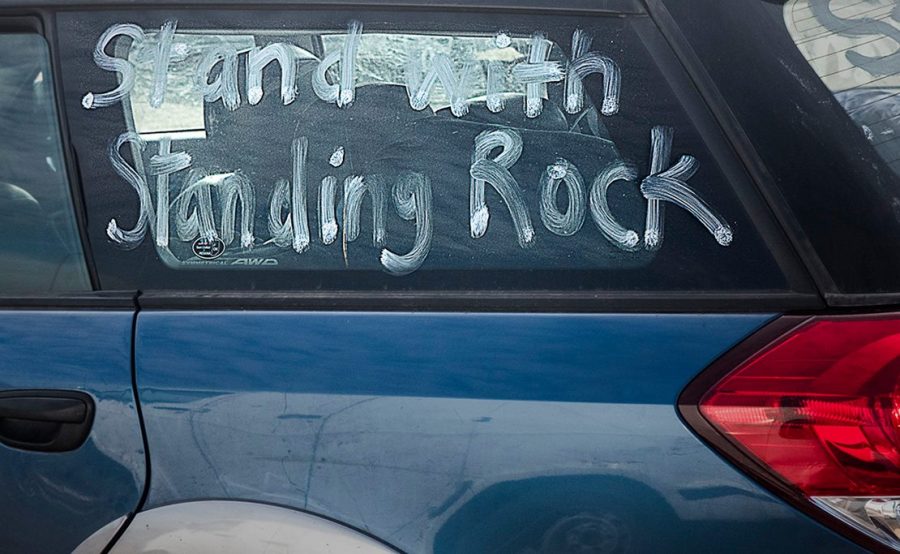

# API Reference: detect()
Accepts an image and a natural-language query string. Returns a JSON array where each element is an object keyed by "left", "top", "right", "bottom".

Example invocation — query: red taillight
[
  {"left": 682, "top": 315, "right": 900, "bottom": 550},
  {"left": 700, "top": 318, "right": 900, "bottom": 496}
]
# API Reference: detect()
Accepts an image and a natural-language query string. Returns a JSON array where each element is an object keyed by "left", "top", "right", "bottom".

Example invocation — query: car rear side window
[
  {"left": 785, "top": 0, "right": 900, "bottom": 176},
  {"left": 0, "top": 33, "right": 90, "bottom": 294},
  {"left": 661, "top": 0, "right": 900, "bottom": 299},
  {"left": 56, "top": 8, "right": 806, "bottom": 293}
]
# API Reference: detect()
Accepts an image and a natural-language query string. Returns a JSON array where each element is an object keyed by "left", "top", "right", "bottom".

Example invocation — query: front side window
[
  {"left": 0, "top": 34, "right": 90, "bottom": 293},
  {"left": 58, "top": 8, "right": 793, "bottom": 292}
]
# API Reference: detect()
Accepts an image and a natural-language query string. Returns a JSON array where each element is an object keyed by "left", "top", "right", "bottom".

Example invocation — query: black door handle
[{"left": 0, "top": 390, "right": 94, "bottom": 452}]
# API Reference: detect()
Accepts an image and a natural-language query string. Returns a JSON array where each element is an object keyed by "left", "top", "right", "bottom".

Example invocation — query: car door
[
  {"left": 0, "top": 23, "right": 145, "bottom": 554},
  {"left": 53, "top": 3, "right": 864, "bottom": 553}
]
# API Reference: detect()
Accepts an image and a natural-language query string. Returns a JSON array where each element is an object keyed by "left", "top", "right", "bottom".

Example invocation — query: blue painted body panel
[
  {"left": 135, "top": 312, "right": 862, "bottom": 553},
  {"left": 0, "top": 311, "right": 145, "bottom": 554}
]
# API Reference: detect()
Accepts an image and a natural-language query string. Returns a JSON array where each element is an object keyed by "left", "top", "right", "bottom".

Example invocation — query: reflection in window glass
[
  {"left": 785, "top": 0, "right": 900, "bottom": 174},
  {"left": 322, "top": 33, "right": 537, "bottom": 109},
  {"left": 128, "top": 33, "right": 257, "bottom": 139},
  {"left": 0, "top": 34, "right": 90, "bottom": 293}
]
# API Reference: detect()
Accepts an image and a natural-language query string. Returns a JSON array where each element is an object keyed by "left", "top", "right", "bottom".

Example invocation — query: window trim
[
  {"left": 135, "top": 289, "right": 821, "bottom": 313},
  {"left": 0, "top": 292, "right": 135, "bottom": 309},
  {"left": 0, "top": 0, "right": 645, "bottom": 16}
]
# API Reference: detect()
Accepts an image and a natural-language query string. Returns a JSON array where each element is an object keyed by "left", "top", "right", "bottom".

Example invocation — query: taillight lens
[{"left": 685, "top": 316, "right": 900, "bottom": 550}]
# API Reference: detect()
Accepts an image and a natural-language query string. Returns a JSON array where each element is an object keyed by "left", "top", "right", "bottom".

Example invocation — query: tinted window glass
[
  {"left": 662, "top": 0, "right": 900, "bottom": 297},
  {"left": 58, "top": 9, "right": 800, "bottom": 292},
  {"left": 0, "top": 34, "right": 90, "bottom": 294}
]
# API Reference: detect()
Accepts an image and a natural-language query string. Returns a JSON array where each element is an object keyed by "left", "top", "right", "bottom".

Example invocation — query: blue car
[{"left": 1, "top": 0, "right": 899, "bottom": 551}]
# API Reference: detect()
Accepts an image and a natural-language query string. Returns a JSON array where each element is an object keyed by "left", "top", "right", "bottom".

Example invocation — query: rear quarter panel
[{"left": 135, "top": 311, "right": 862, "bottom": 553}]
